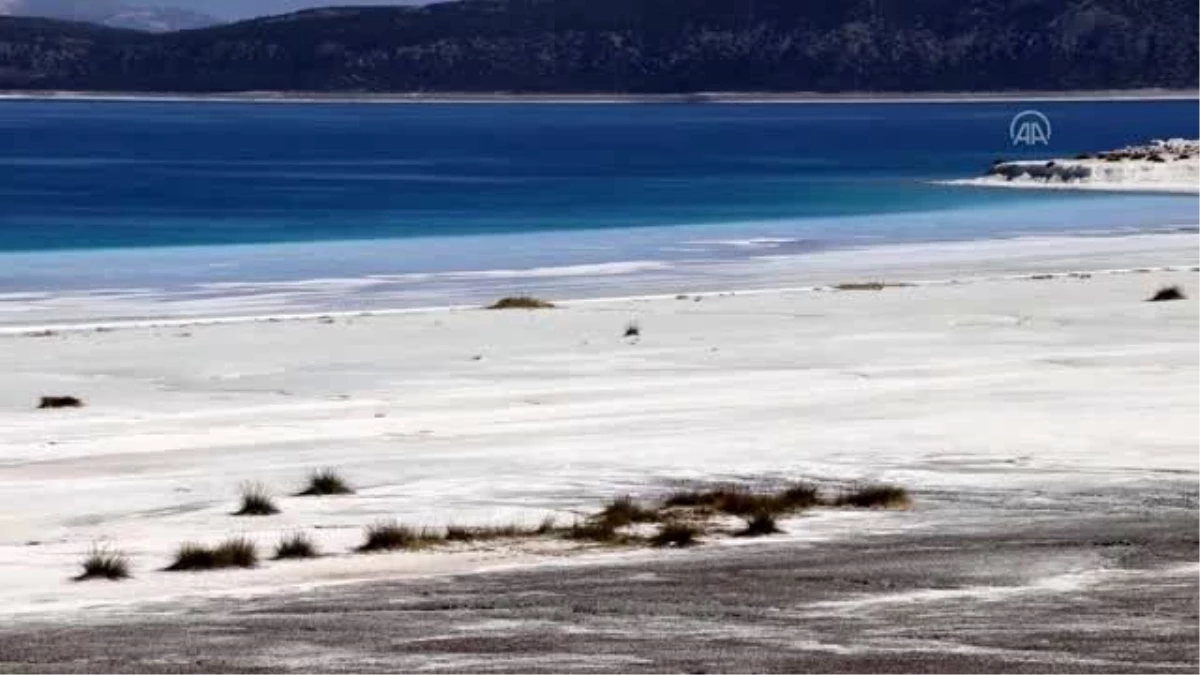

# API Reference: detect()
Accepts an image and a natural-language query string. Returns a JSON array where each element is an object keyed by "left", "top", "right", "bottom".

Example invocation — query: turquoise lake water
[{"left": 0, "top": 99, "right": 1195, "bottom": 297}]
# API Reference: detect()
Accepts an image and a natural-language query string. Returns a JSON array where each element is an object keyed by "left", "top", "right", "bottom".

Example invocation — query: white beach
[{"left": 0, "top": 232, "right": 1195, "bottom": 619}]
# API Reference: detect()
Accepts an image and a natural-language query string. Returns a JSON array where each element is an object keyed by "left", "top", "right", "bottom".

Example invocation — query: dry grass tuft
[
  {"left": 38, "top": 396, "right": 84, "bottom": 409},
  {"left": 663, "top": 486, "right": 775, "bottom": 517},
  {"left": 273, "top": 532, "right": 319, "bottom": 560},
  {"left": 736, "top": 512, "right": 782, "bottom": 538},
  {"left": 357, "top": 521, "right": 441, "bottom": 553},
  {"left": 75, "top": 545, "right": 130, "bottom": 581},
  {"left": 443, "top": 516, "right": 558, "bottom": 543},
  {"left": 1148, "top": 285, "right": 1186, "bottom": 302},
  {"left": 595, "top": 495, "right": 659, "bottom": 527},
  {"left": 487, "top": 296, "right": 556, "bottom": 310},
  {"left": 833, "top": 484, "right": 912, "bottom": 510},
  {"left": 663, "top": 482, "right": 822, "bottom": 518},
  {"left": 166, "top": 537, "right": 258, "bottom": 571},
  {"left": 833, "top": 282, "right": 913, "bottom": 291},
  {"left": 297, "top": 468, "right": 354, "bottom": 496},
  {"left": 563, "top": 519, "right": 622, "bottom": 544},
  {"left": 651, "top": 522, "right": 701, "bottom": 548},
  {"left": 234, "top": 482, "right": 280, "bottom": 516},
  {"left": 775, "top": 483, "right": 821, "bottom": 510}
]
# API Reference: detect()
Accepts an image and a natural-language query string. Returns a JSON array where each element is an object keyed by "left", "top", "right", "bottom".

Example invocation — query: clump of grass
[
  {"left": 273, "top": 532, "right": 319, "bottom": 560},
  {"left": 736, "top": 512, "right": 782, "bottom": 538},
  {"left": 664, "top": 482, "right": 822, "bottom": 518},
  {"left": 234, "top": 482, "right": 280, "bottom": 516},
  {"left": 357, "top": 521, "right": 441, "bottom": 553},
  {"left": 663, "top": 486, "right": 776, "bottom": 517},
  {"left": 487, "top": 296, "right": 555, "bottom": 310},
  {"left": 833, "top": 282, "right": 912, "bottom": 291},
  {"left": 297, "top": 468, "right": 354, "bottom": 496},
  {"left": 834, "top": 484, "right": 912, "bottom": 510},
  {"left": 775, "top": 483, "right": 821, "bottom": 510},
  {"left": 595, "top": 495, "right": 659, "bottom": 528},
  {"left": 166, "top": 537, "right": 258, "bottom": 572},
  {"left": 651, "top": 522, "right": 701, "bottom": 548},
  {"left": 75, "top": 545, "right": 130, "bottom": 581},
  {"left": 1148, "top": 285, "right": 1186, "bottom": 302},
  {"left": 536, "top": 515, "right": 557, "bottom": 534},
  {"left": 445, "top": 516, "right": 559, "bottom": 542},
  {"left": 563, "top": 519, "right": 621, "bottom": 543},
  {"left": 445, "top": 523, "right": 523, "bottom": 542},
  {"left": 623, "top": 321, "right": 641, "bottom": 338},
  {"left": 38, "top": 396, "right": 84, "bottom": 409}
]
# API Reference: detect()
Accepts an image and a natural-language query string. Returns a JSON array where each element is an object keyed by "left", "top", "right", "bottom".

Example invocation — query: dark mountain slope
[{"left": 0, "top": 0, "right": 1195, "bottom": 92}]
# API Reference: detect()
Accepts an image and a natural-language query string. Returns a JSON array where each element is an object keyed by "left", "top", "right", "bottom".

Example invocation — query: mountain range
[
  {"left": 0, "top": 0, "right": 218, "bottom": 31},
  {"left": 0, "top": 0, "right": 1195, "bottom": 93}
]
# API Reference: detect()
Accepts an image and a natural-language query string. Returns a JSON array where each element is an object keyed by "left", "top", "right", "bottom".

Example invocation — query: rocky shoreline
[{"left": 963, "top": 139, "right": 1200, "bottom": 193}]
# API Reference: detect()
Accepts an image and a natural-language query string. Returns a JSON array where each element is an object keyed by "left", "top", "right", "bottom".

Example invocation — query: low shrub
[
  {"left": 75, "top": 545, "right": 130, "bottom": 581},
  {"left": 297, "top": 468, "right": 354, "bottom": 496},
  {"left": 234, "top": 482, "right": 280, "bottom": 516},
  {"left": 651, "top": 522, "right": 701, "bottom": 548},
  {"left": 1148, "top": 285, "right": 1186, "bottom": 302},
  {"left": 595, "top": 495, "right": 659, "bottom": 527},
  {"left": 736, "top": 512, "right": 782, "bottom": 538},
  {"left": 166, "top": 537, "right": 258, "bottom": 571},
  {"left": 357, "top": 521, "right": 441, "bottom": 553},
  {"left": 834, "top": 484, "right": 912, "bottom": 510},
  {"left": 38, "top": 396, "right": 84, "bottom": 409},
  {"left": 487, "top": 296, "right": 555, "bottom": 310},
  {"left": 274, "top": 532, "right": 319, "bottom": 560}
]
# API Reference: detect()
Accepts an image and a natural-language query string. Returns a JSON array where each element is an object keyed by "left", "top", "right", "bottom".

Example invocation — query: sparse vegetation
[
  {"left": 444, "top": 519, "right": 554, "bottom": 542},
  {"left": 297, "top": 468, "right": 354, "bottom": 496},
  {"left": 563, "top": 519, "right": 622, "bottom": 544},
  {"left": 662, "top": 482, "right": 822, "bottom": 519},
  {"left": 595, "top": 495, "right": 659, "bottom": 527},
  {"left": 651, "top": 522, "right": 701, "bottom": 548},
  {"left": 736, "top": 512, "right": 782, "bottom": 538},
  {"left": 75, "top": 545, "right": 130, "bottom": 581},
  {"left": 273, "top": 532, "right": 319, "bottom": 560},
  {"left": 357, "top": 521, "right": 441, "bottom": 552},
  {"left": 776, "top": 483, "right": 821, "bottom": 510},
  {"left": 834, "top": 484, "right": 912, "bottom": 510},
  {"left": 1148, "top": 285, "right": 1186, "bottom": 302},
  {"left": 38, "top": 396, "right": 83, "bottom": 409},
  {"left": 166, "top": 537, "right": 258, "bottom": 571},
  {"left": 234, "top": 482, "right": 280, "bottom": 516},
  {"left": 833, "top": 282, "right": 912, "bottom": 291},
  {"left": 487, "top": 296, "right": 555, "bottom": 310}
]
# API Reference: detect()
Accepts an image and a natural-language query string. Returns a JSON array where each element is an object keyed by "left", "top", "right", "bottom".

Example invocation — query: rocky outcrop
[
  {"left": 987, "top": 162, "right": 1092, "bottom": 183},
  {"left": 954, "top": 139, "right": 1200, "bottom": 194}
]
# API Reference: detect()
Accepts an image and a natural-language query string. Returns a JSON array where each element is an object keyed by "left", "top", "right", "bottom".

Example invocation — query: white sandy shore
[
  {"left": 942, "top": 176, "right": 1200, "bottom": 195},
  {"left": 2, "top": 232, "right": 1197, "bottom": 330},
  {"left": 0, "top": 233, "right": 1195, "bottom": 619}
]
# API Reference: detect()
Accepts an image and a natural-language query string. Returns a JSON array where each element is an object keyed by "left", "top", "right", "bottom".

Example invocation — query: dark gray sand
[{"left": 1, "top": 491, "right": 1196, "bottom": 674}]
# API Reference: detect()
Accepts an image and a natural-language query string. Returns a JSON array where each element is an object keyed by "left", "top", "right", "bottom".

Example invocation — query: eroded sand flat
[{"left": 0, "top": 235, "right": 1196, "bottom": 660}]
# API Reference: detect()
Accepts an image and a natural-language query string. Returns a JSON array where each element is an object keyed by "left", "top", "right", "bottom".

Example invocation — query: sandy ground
[
  {"left": 0, "top": 232, "right": 1196, "bottom": 670},
  {"left": 1, "top": 508, "right": 1195, "bottom": 673}
]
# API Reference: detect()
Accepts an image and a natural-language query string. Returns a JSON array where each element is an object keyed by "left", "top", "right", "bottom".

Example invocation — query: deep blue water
[{"left": 0, "top": 99, "right": 1196, "bottom": 253}]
